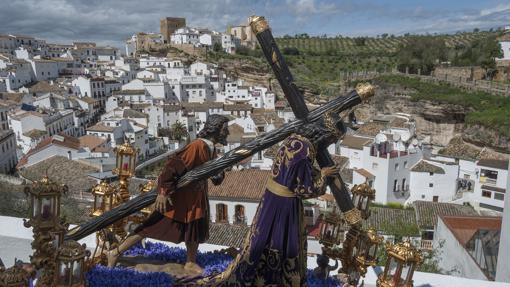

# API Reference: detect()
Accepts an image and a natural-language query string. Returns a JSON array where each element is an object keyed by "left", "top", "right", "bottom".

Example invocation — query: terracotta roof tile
[
  {"left": 208, "top": 169, "right": 270, "bottom": 201},
  {"left": 206, "top": 223, "right": 250, "bottom": 248},
  {"left": 87, "top": 123, "right": 116, "bottom": 132},
  {"left": 340, "top": 135, "right": 373, "bottom": 150},
  {"left": 440, "top": 216, "right": 502, "bottom": 246},
  {"left": 411, "top": 160, "right": 445, "bottom": 174},
  {"left": 79, "top": 135, "right": 106, "bottom": 150},
  {"left": 363, "top": 207, "right": 418, "bottom": 234},
  {"left": 413, "top": 201, "right": 478, "bottom": 230}
]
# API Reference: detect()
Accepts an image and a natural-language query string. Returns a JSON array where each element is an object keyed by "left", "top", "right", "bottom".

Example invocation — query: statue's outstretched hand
[
  {"left": 155, "top": 194, "right": 171, "bottom": 213},
  {"left": 321, "top": 165, "right": 340, "bottom": 178}
]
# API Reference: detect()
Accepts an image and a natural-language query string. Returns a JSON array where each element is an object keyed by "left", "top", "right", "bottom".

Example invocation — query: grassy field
[{"left": 207, "top": 30, "right": 499, "bottom": 96}]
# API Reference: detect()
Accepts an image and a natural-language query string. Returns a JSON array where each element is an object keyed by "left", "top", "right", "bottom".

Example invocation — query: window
[
  {"left": 404, "top": 161, "right": 408, "bottom": 168},
  {"left": 395, "top": 163, "right": 399, "bottom": 171},
  {"left": 402, "top": 178, "right": 406, "bottom": 191},
  {"left": 421, "top": 194, "right": 425, "bottom": 199},
  {"left": 234, "top": 205, "right": 246, "bottom": 224},
  {"left": 429, "top": 183, "right": 433, "bottom": 188},
  {"left": 495, "top": 193, "right": 505, "bottom": 201},
  {"left": 304, "top": 209, "right": 314, "bottom": 217},
  {"left": 432, "top": 196, "right": 439, "bottom": 202},
  {"left": 482, "top": 190, "right": 492, "bottom": 198},
  {"left": 429, "top": 172, "right": 434, "bottom": 176},
  {"left": 216, "top": 203, "right": 228, "bottom": 222},
  {"left": 393, "top": 179, "right": 398, "bottom": 191}
]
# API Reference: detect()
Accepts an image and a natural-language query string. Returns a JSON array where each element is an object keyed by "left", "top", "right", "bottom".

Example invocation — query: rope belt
[{"left": 266, "top": 178, "right": 296, "bottom": 198}]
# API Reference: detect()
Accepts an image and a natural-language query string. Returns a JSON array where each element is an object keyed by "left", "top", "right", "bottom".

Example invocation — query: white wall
[
  {"left": 209, "top": 199, "right": 258, "bottom": 226},
  {"left": 499, "top": 41, "right": 510, "bottom": 60},
  {"left": 496, "top": 166, "right": 510, "bottom": 282},
  {"left": 434, "top": 217, "right": 489, "bottom": 280},
  {"left": 408, "top": 161, "right": 459, "bottom": 203}
]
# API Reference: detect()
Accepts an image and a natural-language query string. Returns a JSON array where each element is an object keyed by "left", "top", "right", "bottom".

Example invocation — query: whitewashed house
[
  {"left": 181, "top": 75, "right": 211, "bottom": 103},
  {"left": 474, "top": 159, "right": 508, "bottom": 212},
  {"left": 28, "top": 59, "right": 59, "bottom": 81},
  {"left": 0, "top": 60, "right": 34, "bottom": 91},
  {"left": 139, "top": 57, "right": 168, "bottom": 69},
  {"left": 72, "top": 76, "right": 107, "bottom": 108},
  {"left": 143, "top": 104, "right": 181, "bottom": 137},
  {"left": 199, "top": 32, "right": 221, "bottom": 48},
  {"left": 0, "top": 104, "right": 17, "bottom": 173},
  {"left": 209, "top": 169, "right": 270, "bottom": 225},
  {"left": 340, "top": 132, "right": 422, "bottom": 204},
  {"left": 221, "top": 33, "right": 239, "bottom": 54},
  {"left": 170, "top": 27, "right": 200, "bottom": 46},
  {"left": 224, "top": 82, "right": 250, "bottom": 104},
  {"left": 408, "top": 159, "right": 459, "bottom": 203},
  {"left": 9, "top": 109, "right": 76, "bottom": 153},
  {"left": 96, "top": 46, "right": 119, "bottom": 62},
  {"left": 434, "top": 215, "right": 502, "bottom": 281}
]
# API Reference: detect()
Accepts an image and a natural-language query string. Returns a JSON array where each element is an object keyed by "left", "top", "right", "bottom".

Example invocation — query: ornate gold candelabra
[
  {"left": 55, "top": 240, "right": 90, "bottom": 286},
  {"left": 0, "top": 265, "right": 30, "bottom": 287},
  {"left": 23, "top": 176, "right": 68, "bottom": 287},
  {"left": 376, "top": 240, "right": 423, "bottom": 287}
]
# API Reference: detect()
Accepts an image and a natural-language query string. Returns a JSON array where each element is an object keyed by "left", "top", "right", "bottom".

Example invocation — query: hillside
[{"left": 205, "top": 30, "right": 501, "bottom": 95}]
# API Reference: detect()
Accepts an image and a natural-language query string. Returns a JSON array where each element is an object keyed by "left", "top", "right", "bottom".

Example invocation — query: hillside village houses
[{"left": 1, "top": 20, "right": 510, "bottom": 286}]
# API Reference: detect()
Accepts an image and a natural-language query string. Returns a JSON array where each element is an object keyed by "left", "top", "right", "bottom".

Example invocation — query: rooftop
[
  {"left": 18, "top": 155, "right": 98, "bottom": 195},
  {"left": 340, "top": 135, "right": 373, "bottom": 150},
  {"left": 208, "top": 169, "right": 270, "bottom": 201},
  {"left": 413, "top": 201, "right": 478, "bottom": 230},
  {"left": 440, "top": 215, "right": 502, "bottom": 246},
  {"left": 206, "top": 223, "right": 250, "bottom": 249},
  {"left": 478, "top": 159, "right": 509, "bottom": 170},
  {"left": 411, "top": 160, "right": 446, "bottom": 174},
  {"left": 87, "top": 123, "right": 116, "bottom": 132}
]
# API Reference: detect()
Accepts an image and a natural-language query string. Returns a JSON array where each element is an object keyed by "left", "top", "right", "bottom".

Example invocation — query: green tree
[
  {"left": 213, "top": 42, "right": 223, "bottom": 53},
  {"left": 170, "top": 121, "right": 189, "bottom": 142},
  {"left": 354, "top": 37, "right": 367, "bottom": 46},
  {"left": 396, "top": 37, "right": 448, "bottom": 75},
  {"left": 452, "top": 36, "right": 503, "bottom": 79}
]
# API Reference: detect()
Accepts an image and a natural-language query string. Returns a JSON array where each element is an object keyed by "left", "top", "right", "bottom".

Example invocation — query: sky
[{"left": 0, "top": 0, "right": 509, "bottom": 48}]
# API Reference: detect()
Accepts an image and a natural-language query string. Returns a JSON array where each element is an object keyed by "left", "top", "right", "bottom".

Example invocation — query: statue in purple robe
[{"left": 194, "top": 112, "right": 345, "bottom": 287}]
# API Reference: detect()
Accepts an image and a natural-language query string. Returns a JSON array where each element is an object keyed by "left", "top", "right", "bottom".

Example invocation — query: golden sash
[{"left": 266, "top": 178, "right": 296, "bottom": 198}]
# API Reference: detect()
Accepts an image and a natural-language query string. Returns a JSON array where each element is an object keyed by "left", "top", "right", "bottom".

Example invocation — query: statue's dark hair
[
  {"left": 295, "top": 114, "right": 345, "bottom": 148},
  {"left": 197, "top": 114, "right": 230, "bottom": 139}
]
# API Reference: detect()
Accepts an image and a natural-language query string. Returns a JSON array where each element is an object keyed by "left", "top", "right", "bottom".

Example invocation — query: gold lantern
[
  {"left": 24, "top": 176, "right": 67, "bottom": 229},
  {"left": 90, "top": 181, "right": 116, "bottom": 217},
  {"left": 355, "top": 228, "right": 384, "bottom": 276},
  {"left": 0, "top": 265, "right": 30, "bottom": 287},
  {"left": 23, "top": 176, "right": 68, "bottom": 286},
  {"left": 113, "top": 142, "right": 138, "bottom": 178},
  {"left": 377, "top": 240, "right": 423, "bottom": 287},
  {"left": 317, "top": 208, "right": 345, "bottom": 248},
  {"left": 50, "top": 218, "right": 70, "bottom": 250},
  {"left": 55, "top": 240, "right": 90, "bottom": 287},
  {"left": 351, "top": 183, "right": 375, "bottom": 220},
  {"left": 317, "top": 208, "right": 345, "bottom": 260},
  {"left": 113, "top": 142, "right": 138, "bottom": 203}
]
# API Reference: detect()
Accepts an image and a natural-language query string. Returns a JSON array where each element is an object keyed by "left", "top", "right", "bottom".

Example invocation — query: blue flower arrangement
[{"left": 86, "top": 241, "right": 342, "bottom": 286}]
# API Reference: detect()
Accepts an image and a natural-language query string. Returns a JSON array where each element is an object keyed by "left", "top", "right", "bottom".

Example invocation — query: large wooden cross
[
  {"left": 250, "top": 16, "right": 367, "bottom": 224},
  {"left": 64, "top": 25, "right": 374, "bottom": 242}
]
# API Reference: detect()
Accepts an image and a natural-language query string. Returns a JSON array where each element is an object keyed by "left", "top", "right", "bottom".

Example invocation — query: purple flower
[{"left": 87, "top": 244, "right": 342, "bottom": 286}]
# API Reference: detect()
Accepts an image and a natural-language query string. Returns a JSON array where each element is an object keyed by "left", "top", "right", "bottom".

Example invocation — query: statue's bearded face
[{"left": 214, "top": 122, "right": 229, "bottom": 146}]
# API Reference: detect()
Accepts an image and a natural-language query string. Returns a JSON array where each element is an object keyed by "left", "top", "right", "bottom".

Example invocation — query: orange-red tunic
[
  {"left": 158, "top": 139, "right": 215, "bottom": 222},
  {"left": 135, "top": 139, "right": 215, "bottom": 243}
]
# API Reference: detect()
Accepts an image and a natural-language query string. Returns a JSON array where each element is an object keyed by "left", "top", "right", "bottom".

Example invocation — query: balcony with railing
[{"left": 420, "top": 240, "right": 433, "bottom": 251}]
